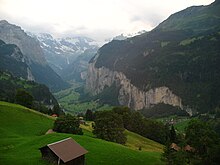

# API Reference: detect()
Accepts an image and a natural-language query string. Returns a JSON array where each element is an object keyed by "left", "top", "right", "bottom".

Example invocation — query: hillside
[
  {"left": 0, "top": 71, "right": 61, "bottom": 114},
  {"left": 0, "top": 39, "right": 31, "bottom": 80},
  {"left": 0, "top": 101, "right": 164, "bottom": 165},
  {"left": 86, "top": 1, "right": 220, "bottom": 114},
  {"left": 0, "top": 20, "right": 68, "bottom": 91}
]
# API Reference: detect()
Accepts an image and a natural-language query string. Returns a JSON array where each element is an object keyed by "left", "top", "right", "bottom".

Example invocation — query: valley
[
  {"left": 0, "top": 0, "right": 220, "bottom": 164},
  {"left": 53, "top": 82, "right": 113, "bottom": 114}
]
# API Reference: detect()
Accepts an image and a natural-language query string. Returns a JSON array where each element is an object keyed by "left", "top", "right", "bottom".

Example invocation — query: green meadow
[{"left": 0, "top": 101, "right": 164, "bottom": 165}]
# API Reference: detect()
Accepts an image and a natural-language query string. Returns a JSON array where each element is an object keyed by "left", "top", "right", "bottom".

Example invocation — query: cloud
[{"left": 0, "top": 0, "right": 215, "bottom": 42}]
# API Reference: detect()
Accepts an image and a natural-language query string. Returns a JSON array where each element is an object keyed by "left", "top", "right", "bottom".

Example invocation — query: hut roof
[
  {"left": 183, "top": 145, "right": 195, "bottom": 152},
  {"left": 170, "top": 143, "right": 181, "bottom": 151},
  {"left": 42, "top": 137, "right": 88, "bottom": 163}
]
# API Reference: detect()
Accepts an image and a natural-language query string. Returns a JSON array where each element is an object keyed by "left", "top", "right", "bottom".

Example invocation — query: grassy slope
[
  {"left": 174, "top": 119, "right": 190, "bottom": 132},
  {"left": 81, "top": 122, "right": 164, "bottom": 152},
  {"left": 0, "top": 101, "right": 164, "bottom": 165},
  {"left": 54, "top": 85, "right": 112, "bottom": 114},
  {"left": 125, "top": 130, "right": 163, "bottom": 152}
]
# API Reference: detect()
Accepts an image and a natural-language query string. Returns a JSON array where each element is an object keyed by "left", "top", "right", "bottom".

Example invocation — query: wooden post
[{"left": 58, "top": 158, "right": 60, "bottom": 165}]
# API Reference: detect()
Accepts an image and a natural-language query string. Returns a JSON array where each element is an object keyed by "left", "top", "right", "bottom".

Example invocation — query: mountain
[
  {"left": 0, "top": 71, "right": 62, "bottom": 114},
  {"left": 29, "top": 33, "right": 99, "bottom": 81},
  {"left": 86, "top": 0, "right": 220, "bottom": 115},
  {"left": 0, "top": 39, "right": 34, "bottom": 80},
  {"left": 61, "top": 47, "right": 98, "bottom": 81},
  {"left": 105, "top": 30, "right": 148, "bottom": 42},
  {"left": 156, "top": 0, "right": 220, "bottom": 33},
  {"left": 0, "top": 20, "right": 68, "bottom": 91}
]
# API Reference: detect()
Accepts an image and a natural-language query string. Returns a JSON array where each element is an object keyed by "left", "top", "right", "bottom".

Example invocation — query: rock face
[
  {"left": 86, "top": 60, "right": 183, "bottom": 110},
  {"left": 0, "top": 20, "right": 68, "bottom": 91},
  {"left": 0, "top": 39, "right": 31, "bottom": 80},
  {"left": 0, "top": 20, "right": 46, "bottom": 65}
]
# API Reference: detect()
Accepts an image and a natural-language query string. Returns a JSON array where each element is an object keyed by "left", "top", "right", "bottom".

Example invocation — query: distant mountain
[
  {"left": 106, "top": 30, "right": 148, "bottom": 42},
  {"left": 86, "top": 0, "right": 220, "bottom": 115},
  {"left": 29, "top": 32, "right": 99, "bottom": 80},
  {"left": 0, "top": 39, "right": 33, "bottom": 80},
  {"left": 61, "top": 47, "right": 98, "bottom": 81},
  {"left": 0, "top": 20, "right": 68, "bottom": 91}
]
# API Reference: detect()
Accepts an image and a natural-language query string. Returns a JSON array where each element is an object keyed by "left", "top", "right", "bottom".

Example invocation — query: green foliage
[
  {"left": 179, "top": 37, "right": 197, "bottom": 46},
  {"left": 185, "top": 119, "right": 220, "bottom": 164},
  {"left": 124, "top": 130, "right": 164, "bottom": 152},
  {"left": 141, "top": 103, "right": 188, "bottom": 118},
  {"left": 170, "top": 125, "right": 177, "bottom": 143},
  {"left": 0, "top": 101, "right": 164, "bottom": 165},
  {"left": 161, "top": 41, "right": 170, "bottom": 47},
  {"left": 32, "top": 102, "right": 53, "bottom": 115},
  {"left": 54, "top": 84, "right": 112, "bottom": 114},
  {"left": 53, "top": 114, "right": 83, "bottom": 135},
  {"left": 93, "top": 111, "right": 127, "bottom": 144},
  {"left": 0, "top": 71, "right": 62, "bottom": 115},
  {"left": 156, "top": 1, "right": 220, "bottom": 32},
  {"left": 112, "top": 106, "right": 169, "bottom": 144},
  {"left": 15, "top": 88, "right": 33, "bottom": 108},
  {"left": 0, "top": 40, "right": 28, "bottom": 79},
  {"left": 162, "top": 145, "right": 189, "bottom": 165},
  {"left": 93, "top": 2, "right": 220, "bottom": 114},
  {"left": 162, "top": 118, "right": 220, "bottom": 165},
  {"left": 85, "top": 109, "right": 94, "bottom": 121}
]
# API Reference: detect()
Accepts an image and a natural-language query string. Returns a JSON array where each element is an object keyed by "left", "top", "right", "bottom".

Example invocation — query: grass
[
  {"left": 0, "top": 101, "right": 164, "bottom": 165},
  {"left": 80, "top": 121, "right": 164, "bottom": 152},
  {"left": 174, "top": 119, "right": 190, "bottom": 132},
  {"left": 125, "top": 130, "right": 164, "bottom": 152},
  {"left": 54, "top": 84, "right": 113, "bottom": 114},
  {"left": 156, "top": 116, "right": 190, "bottom": 133}
]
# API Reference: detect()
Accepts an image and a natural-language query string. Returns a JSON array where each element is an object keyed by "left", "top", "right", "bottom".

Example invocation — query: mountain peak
[{"left": 0, "top": 20, "right": 9, "bottom": 24}]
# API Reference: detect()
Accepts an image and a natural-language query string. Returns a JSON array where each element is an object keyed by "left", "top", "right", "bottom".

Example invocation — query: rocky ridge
[{"left": 86, "top": 60, "right": 182, "bottom": 110}]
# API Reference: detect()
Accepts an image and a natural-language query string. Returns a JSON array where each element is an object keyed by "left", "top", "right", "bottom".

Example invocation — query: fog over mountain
[
  {"left": 0, "top": 0, "right": 214, "bottom": 43},
  {"left": 28, "top": 32, "right": 99, "bottom": 76}
]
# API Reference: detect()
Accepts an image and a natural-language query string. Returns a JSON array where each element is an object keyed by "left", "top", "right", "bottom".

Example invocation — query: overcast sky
[{"left": 0, "top": 0, "right": 214, "bottom": 42}]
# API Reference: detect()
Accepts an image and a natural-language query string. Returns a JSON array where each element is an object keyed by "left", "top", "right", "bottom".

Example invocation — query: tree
[
  {"left": 185, "top": 119, "right": 220, "bottom": 164},
  {"left": 170, "top": 125, "right": 177, "bottom": 143},
  {"left": 53, "top": 104, "right": 62, "bottom": 115},
  {"left": 113, "top": 106, "right": 169, "bottom": 144},
  {"left": 15, "top": 88, "right": 33, "bottom": 108},
  {"left": 53, "top": 114, "right": 83, "bottom": 135},
  {"left": 93, "top": 111, "right": 126, "bottom": 144},
  {"left": 85, "top": 109, "right": 94, "bottom": 121},
  {"left": 142, "top": 119, "right": 168, "bottom": 144}
]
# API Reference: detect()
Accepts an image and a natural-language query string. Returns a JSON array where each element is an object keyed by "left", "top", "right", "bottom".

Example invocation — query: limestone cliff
[{"left": 86, "top": 59, "right": 183, "bottom": 110}]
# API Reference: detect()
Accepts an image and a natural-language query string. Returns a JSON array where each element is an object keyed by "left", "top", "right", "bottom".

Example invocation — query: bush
[
  {"left": 53, "top": 114, "right": 83, "bottom": 135},
  {"left": 15, "top": 89, "right": 33, "bottom": 108},
  {"left": 93, "top": 111, "right": 126, "bottom": 144}
]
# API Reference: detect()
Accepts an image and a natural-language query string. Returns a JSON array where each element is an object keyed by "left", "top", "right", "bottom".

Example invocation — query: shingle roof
[{"left": 46, "top": 137, "right": 88, "bottom": 163}]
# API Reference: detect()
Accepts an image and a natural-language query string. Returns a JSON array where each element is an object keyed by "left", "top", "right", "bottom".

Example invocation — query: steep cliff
[
  {"left": 86, "top": 1, "right": 220, "bottom": 113},
  {"left": 86, "top": 61, "right": 182, "bottom": 110}
]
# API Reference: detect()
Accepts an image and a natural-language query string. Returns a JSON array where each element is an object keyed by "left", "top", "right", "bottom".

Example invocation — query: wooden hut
[{"left": 39, "top": 137, "right": 88, "bottom": 165}]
